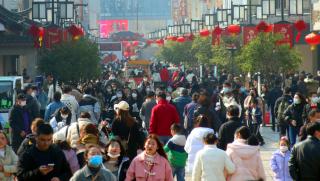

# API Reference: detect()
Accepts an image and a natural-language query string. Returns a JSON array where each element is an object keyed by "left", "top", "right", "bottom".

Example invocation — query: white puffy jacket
[{"left": 67, "top": 118, "right": 91, "bottom": 148}]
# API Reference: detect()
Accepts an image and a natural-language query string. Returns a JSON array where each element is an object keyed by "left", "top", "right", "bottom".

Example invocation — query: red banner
[
  {"left": 44, "top": 27, "right": 62, "bottom": 49},
  {"left": 243, "top": 26, "right": 258, "bottom": 45},
  {"left": 273, "top": 24, "right": 293, "bottom": 47}
]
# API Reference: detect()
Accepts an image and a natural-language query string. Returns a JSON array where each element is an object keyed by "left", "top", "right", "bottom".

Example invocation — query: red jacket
[
  {"left": 160, "top": 68, "right": 169, "bottom": 82},
  {"left": 149, "top": 99, "right": 180, "bottom": 136}
]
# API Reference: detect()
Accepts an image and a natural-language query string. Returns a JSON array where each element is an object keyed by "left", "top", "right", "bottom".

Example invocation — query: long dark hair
[
  {"left": 145, "top": 134, "right": 167, "bottom": 160},
  {"left": 55, "top": 106, "right": 72, "bottom": 125},
  {"left": 104, "top": 138, "right": 125, "bottom": 167},
  {"left": 116, "top": 109, "right": 135, "bottom": 127}
]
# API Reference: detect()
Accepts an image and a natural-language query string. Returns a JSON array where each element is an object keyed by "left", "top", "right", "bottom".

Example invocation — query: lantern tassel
[
  {"left": 296, "top": 32, "right": 301, "bottom": 43},
  {"left": 311, "top": 45, "right": 316, "bottom": 51}
]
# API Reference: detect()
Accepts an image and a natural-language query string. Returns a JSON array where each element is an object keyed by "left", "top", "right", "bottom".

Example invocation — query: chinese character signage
[
  {"left": 273, "top": 24, "right": 293, "bottom": 47},
  {"left": 243, "top": 26, "right": 258, "bottom": 45}
]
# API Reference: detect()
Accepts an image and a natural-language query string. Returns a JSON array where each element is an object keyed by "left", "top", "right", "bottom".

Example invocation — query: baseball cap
[{"left": 114, "top": 101, "right": 129, "bottom": 111}]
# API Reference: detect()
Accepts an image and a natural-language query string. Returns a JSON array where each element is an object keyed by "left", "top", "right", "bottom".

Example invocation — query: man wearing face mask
[
  {"left": 216, "top": 82, "right": 242, "bottom": 123},
  {"left": 289, "top": 122, "right": 320, "bottom": 181},
  {"left": 9, "top": 94, "right": 32, "bottom": 153},
  {"left": 128, "top": 90, "right": 143, "bottom": 123}
]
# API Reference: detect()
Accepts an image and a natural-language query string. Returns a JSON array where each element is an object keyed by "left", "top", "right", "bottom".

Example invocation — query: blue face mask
[
  {"left": 223, "top": 87, "right": 231, "bottom": 93},
  {"left": 88, "top": 155, "right": 103, "bottom": 168},
  {"left": 240, "top": 87, "right": 247, "bottom": 93}
]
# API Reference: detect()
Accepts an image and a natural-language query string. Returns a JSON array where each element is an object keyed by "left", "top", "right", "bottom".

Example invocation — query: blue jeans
[
  {"left": 288, "top": 125, "right": 300, "bottom": 146},
  {"left": 172, "top": 167, "right": 185, "bottom": 181}
]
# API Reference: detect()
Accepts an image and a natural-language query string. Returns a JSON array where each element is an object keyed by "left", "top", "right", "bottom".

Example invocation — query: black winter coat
[
  {"left": 217, "top": 118, "right": 243, "bottom": 150},
  {"left": 289, "top": 136, "right": 320, "bottom": 181},
  {"left": 194, "top": 106, "right": 221, "bottom": 133}
]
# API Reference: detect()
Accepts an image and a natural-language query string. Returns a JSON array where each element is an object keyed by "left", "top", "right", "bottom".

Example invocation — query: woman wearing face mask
[
  {"left": 128, "top": 90, "right": 143, "bottom": 124},
  {"left": 104, "top": 138, "right": 130, "bottom": 181},
  {"left": 104, "top": 86, "right": 114, "bottom": 106},
  {"left": 49, "top": 106, "right": 72, "bottom": 133},
  {"left": 70, "top": 144, "right": 116, "bottom": 181},
  {"left": 270, "top": 137, "right": 293, "bottom": 181},
  {"left": 0, "top": 131, "right": 18, "bottom": 181},
  {"left": 125, "top": 134, "right": 173, "bottom": 181},
  {"left": 284, "top": 92, "right": 307, "bottom": 146}
]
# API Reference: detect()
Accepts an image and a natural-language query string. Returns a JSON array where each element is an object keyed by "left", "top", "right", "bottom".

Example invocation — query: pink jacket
[
  {"left": 226, "top": 140, "right": 266, "bottom": 181},
  {"left": 125, "top": 152, "right": 173, "bottom": 181}
]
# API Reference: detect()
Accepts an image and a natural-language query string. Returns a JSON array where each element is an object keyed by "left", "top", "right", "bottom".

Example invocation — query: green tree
[
  {"left": 38, "top": 38, "right": 101, "bottom": 83},
  {"left": 191, "top": 36, "right": 213, "bottom": 64},
  {"left": 156, "top": 40, "right": 196, "bottom": 66},
  {"left": 236, "top": 33, "right": 301, "bottom": 77}
]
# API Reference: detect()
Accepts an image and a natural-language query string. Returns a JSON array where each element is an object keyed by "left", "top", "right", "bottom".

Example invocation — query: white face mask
[
  {"left": 107, "top": 153, "right": 120, "bottom": 159},
  {"left": 20, "top": 101, "right": 26, "bottom": 107},
  {"left": 312, "top": 97, "right": 319, "bottom": 104},
  {"left": 166, "top": 96, "right": 171, "bottom": 101},
  {"left": 61, "top": 114, "right": 68, "bottom": 119},
  {"left": 280, "top": 146, "right": 288, "bottom": 153},
  {"left": 31, "top": 92, "right": 36, "bottom": 98},
  {"left": 132, "top": 93, "right": 137, "bottom": 98}
]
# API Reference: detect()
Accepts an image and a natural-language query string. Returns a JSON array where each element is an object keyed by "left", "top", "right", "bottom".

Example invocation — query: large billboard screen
[{"left": 99, "top": 20, "right": 129, "bottom": 38}]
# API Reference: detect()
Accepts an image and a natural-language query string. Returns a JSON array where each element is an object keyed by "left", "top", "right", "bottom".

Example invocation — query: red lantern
[
  {"left": 29, "top": 24, "right": 40, "bottom": 37},
  {"left": 256, "top": 21, "right": 269, "bottom": 32},
  {"left": 200, "top": 29, "right": 210, "bottom": 37},
  {"left": 123, "top": 51, "right": 129, "bottom": 58},
  {"left": 265, "top": 24, "right": 273, "bottom": 32},
  {"left": 132, "top": 41, "right": 139, "bottom": 46},
  {"left": 305, "top": 32, "right": 320, "bottom": 51},
  {"left": 177, "top": 36, "right": 185, "bottom": 43},
  {"left": 68, "top": 25, "right": 84, "bottom": 40},
  {"left": 227, "top": 24, "right": 241, "bottom": 35},
  {"left": 166, "top": 36, "right": 177, "bottom": 41},
  {"left": 213, "top": 26, "right": 223, "bottom": 35},
  {"left": 156, "top": 39, "right": 164, "bottom": 45},
  {"left": 294, "top": 20, "right": 307, "bottom": 42}
]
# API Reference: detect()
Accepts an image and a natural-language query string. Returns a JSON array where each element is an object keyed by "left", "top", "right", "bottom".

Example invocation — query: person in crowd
[
  {"left": 53, "top": 133, "right": 79, "bottom": 174},
  {"left": 17, "top": 124, "right": 72, "bottom": 180},
  {"left": 70, "top": 144, "right": 116, "bottom": 181},
  {"left": 149, "top": 91, "right": 180, "bottom": 144},
  {"left": 79, "top": 87, "right": 101, "bottom": 125},
  {"left": 297, "top": 75, "right": 308, "bottom": 96},
  {"left": 274, "top": 87, "right": 293, "bottom": 137},
  {"left": 246, "top": 99, "right": 265, "bottom": 146},
  {"left": 104, "top": 85, "right": 115, "bottom": 107},
  {"left": 194, "top": 91, "right": 221, "bottom": 133},
  {"left": 243, "top": 88, "right": 263, "bottom": 111},
  {"left": 289, "top": 122, "right": 320, "bottom": 180},
  {"left": 37, "top": 86, "right": 49, "bottom": 118},
  {"left": 110, "top": 90, "right": 126, "bottom": 108},
  {"left": 111, "top": 101, "right": 145, "bottom": 160},
  {"left": 304, "top": 92, "right": 320, "bottom": 113},
  {"left": 67, "top": 112, "right": 92, "bottom": 148},
  {"left": 0, "top": 131, "right": 18, "bottom": 181},
  {"left": 284, "top": 92, "right": 307, "bottom": 146},
  {"left": 46, "top": 74, "right": 62, "bottom": 102},
  {"left": 69, "top": 83, "right": 83, "bottom": 103},
  {"left": 140, "top": 91, "right": 157, "bottom": 130},
  {"left": 164, "top": 124, "right": 187, "bottom": 181},
  {"left": 125, "top": 134, "right": 173, "bottom": 181},
  {"left": 270, "top": 136, "right": 293, "bottom": 181},
  {"left": 103, "top": 138, "right": 130, "bottom": 181},
  {"left": 269, "top": 80, "right": 284, "bottom": 132},
  {"left": 299, "top": 109, "right": 320, "bottom": 141},
  {"left": 127, "top": 89, "right": 143, "bottom": 123},
  {"left": 49, "top": 107, "right": 72, "bottom": 133},
  {"left": 60, "top": 85, "right": 79, "bottom": 123},
  {"left": 217, "top": 105, "right": 242, "bottom": 150},
  {"left": 192, "top": 133, "right": 235, "bottom": 181},
  {"left": 184, "top": 115, "right": 214, "bottom": 173},
  {"left": 44, "top": 92, "right": 65, "bottom": 122},
  {"left": 9, "top": 94, "right": 32, "bottom": 153},
  {"left": 173, "top": 88, "right": 192, "bottom": 126},
  {"left": 138, "top": 76, "right": 152, "bottom": 98},
  {"left": 17, "top": 118, "right": 44, "bottom": 156},
  {"left": 183, "top": 93, "right": 199, "bottom": 134},
  {"left": 226, "top": 126, "right": 266, "bottom": 181},
  {"left": 24, "top": 85, "right": 40, "bottom": 121},
  {"left": 216, "top": 82, "right": 241, "bottom": 124},
  {"left": 160, "top": 66, "right": 170, "bottom": 86}
]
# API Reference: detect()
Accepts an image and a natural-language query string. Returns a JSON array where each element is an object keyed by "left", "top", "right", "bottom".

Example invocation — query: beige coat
[{"left": 0, "top": 145, "right": 18, "bottom": 181}]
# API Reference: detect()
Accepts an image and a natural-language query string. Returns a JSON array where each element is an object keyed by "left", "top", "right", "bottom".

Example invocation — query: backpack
[{"left": 277, "top": 99, "right": 290, "bottom": 124}]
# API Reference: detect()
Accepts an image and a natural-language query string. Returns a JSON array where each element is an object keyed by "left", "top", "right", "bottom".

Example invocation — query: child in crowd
[
  {"left": 270, "top": 137, "right": 293, "bottom": 181},
  {"left": 246, "top": 99, "right": 265, "bottom": 145},
  {"left": 164, "top": 124, "right": 188, "bottom": 181}
]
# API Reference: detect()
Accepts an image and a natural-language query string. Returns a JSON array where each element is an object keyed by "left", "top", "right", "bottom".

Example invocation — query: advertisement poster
[
  {"left": 273, "top": 24, "right": 293, "bottom": 47},
  {"left": 312, "top": 0, "right": 320, "bottom": 31},
  {"left": 243, "top": 26, "right": 258, "bottom": 45},
  {"left": 99, "top": 20, "right": 129, "bottom": 38}
]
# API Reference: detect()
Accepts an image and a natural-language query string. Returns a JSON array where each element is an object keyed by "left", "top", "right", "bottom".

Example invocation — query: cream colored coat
[
  {"left": 192, "top": 145, "right": 235, "bottom": 181},
  {"left": 0, "top": 145, "right": 18, "bottom": 181}
]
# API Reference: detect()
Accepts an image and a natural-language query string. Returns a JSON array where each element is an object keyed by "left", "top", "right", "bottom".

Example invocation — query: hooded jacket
[
  {"left": 226, "top": 140, "right": 266, "bottom": 181},
  {"left": 184, "top": 127, "right": 214, "bottom": 173},
  {"left": 164, "top": 134, "right": 188, "bottom": 168},
  {"left": 270, "top": 150, "right": 293, "bottom": 181},
  {"left": 79, "top": 94, "right": 101, "bottom": 125}
]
